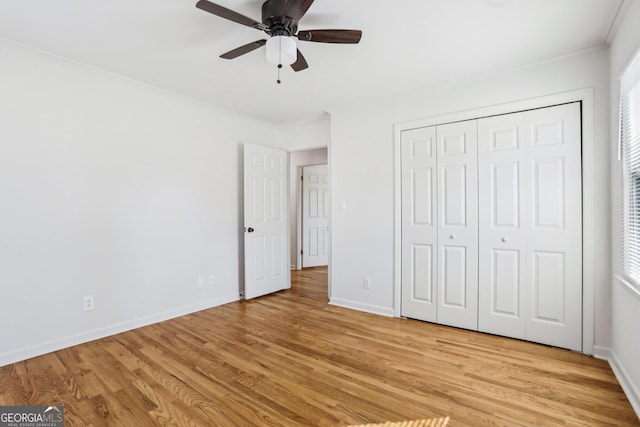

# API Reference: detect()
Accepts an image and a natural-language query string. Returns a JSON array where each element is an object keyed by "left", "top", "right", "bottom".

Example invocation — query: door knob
[
  {"left": 247, "top": 227, "right": 255, "bottom": 233},
  {"left": 449, "top": 234, "right": 456, "bottom": 239},
  {"left": 501, "top": 237, "right": 508, "bottom": 243}
]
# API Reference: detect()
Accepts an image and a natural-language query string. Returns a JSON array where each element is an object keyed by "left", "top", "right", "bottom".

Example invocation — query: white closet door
[
  {"left": 436, "top": 120, "right": 478, "bottom": 330},
  {"left": 524, "top": 103, "right": 582, "bottom": 351},
  {"left": 478, "top": 112, "right": 527, "bottom": 339},
  {"left": 478, "top": 103, "right": 582, "bottom": 351},
  {"left": 401, "top": 126, "right": 438, "bottom": 322}
]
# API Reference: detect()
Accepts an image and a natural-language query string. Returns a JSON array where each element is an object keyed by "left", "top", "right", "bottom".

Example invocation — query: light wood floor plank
[{"left": 0, "top": 266, "right": 637, "bottom": 426}]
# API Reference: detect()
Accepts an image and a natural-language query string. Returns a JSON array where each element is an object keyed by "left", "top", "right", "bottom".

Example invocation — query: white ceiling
[{"left": 0, "top": 0, "right": 625, "bottom": 125}]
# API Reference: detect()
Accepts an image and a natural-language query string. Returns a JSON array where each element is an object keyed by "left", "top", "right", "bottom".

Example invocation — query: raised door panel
[
  {"left": 524, "top": 103, "right": 582, "bottom": 352},
  {"left": 412, "top": 168, "right": 434, "bottom": 226},
  {"left": 441, "top": 246, "right": 467, "bottom": 308},
  {"left": 436, "top": 120, "right": 478, "bottom": 330},
  {"left": 411, "top": 244, "right": 435, "bottom": 302},
  {"left": 491, "top": 250, "right": 520, "bottom": 316},
  {"left": 401, "top": 127, "right": 438, "bottom": 321},
  {"left": 532, "top": 251, "right": 565, "bottom": 322},
  {"left": 442, "top": 165, "right": 468, "bottom": 227},
  {"left": 478, "top": 113, "right": 527, "bottom": 339},
  {"left": 492, "top": 163, "right": 520, "bottom": 228},
  {"left": 533, "top": 158, "right": 565, "bottom": 229}
]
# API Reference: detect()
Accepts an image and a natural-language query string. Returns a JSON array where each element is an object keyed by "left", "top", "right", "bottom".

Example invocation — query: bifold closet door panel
[
  {"left": 477, "top": 102, "right": 582, "bottom": 351},
  {"left": 523, "top": 103, "right": 582, "bottom": 352},
  {"left": 436, "top": 120, "right": 479, "bottom": 331},
  {"left": 400, "top": 126, "right": 438, "bottom": 322},
  {"left": 478, "top": 112, "right": 527, "bottom": 339}
]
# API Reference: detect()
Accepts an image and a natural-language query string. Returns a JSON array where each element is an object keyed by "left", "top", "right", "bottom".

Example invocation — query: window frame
[{"left": 620, "top": 48, "right": 640, "bottom": 289}]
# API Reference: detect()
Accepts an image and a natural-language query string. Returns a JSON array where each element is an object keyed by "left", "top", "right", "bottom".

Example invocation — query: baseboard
[
  {"left": 609, "top": 349, "right": 640, "bottom": 418},
  {"left": 593, "top": 345, "right": 612, "bottom": 360},
  {"left": 329, "top": 297, "right": 395, "bottom": 317},
  {"left": 0, "top": 293, "right": 240, "bottom": 367},
  {"left": 593, "top": 345, "right": 640, "bottom": 418}
]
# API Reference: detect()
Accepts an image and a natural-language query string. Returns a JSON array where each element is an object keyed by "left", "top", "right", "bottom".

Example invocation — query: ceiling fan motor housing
[{"left": 262, "top": 0, "right": 298, "bottom": 36}]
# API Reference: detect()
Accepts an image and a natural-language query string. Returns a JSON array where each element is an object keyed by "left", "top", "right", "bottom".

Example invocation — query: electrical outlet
[
  {"left": 363, "top": 277, "right": 372, "bottom": 289},
  {"left": 209, "top": 274, "right": 215, "bottom": 285},
  {"left": 197, "top": 276, "right": 205, "bottom": 288},
  {"left": 83, "top": 296, "right": 94, "bottom": 311}
]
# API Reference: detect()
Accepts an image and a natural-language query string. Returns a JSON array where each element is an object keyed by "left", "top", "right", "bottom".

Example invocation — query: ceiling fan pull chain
[{"left": 277, "top": 36, "right": 282, "bottom": 84}]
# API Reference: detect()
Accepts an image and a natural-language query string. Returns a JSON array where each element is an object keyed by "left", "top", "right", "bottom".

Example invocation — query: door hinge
[
  {"left": 300, "top": 249, "right": 303, "bottom": 255},
  {"left": 300, "top": 175, "right": 304, "bottom": 181}
]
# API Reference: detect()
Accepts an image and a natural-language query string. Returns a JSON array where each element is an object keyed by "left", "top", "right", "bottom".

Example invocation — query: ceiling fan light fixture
[
  {"left": 266, "top": 36, "right": 297, "bottom": 66},
  {"left": 196, "top": 0, "right": 362, "bottom": 74}
]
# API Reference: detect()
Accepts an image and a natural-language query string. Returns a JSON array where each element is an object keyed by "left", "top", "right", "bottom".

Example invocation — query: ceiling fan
[{"left": 196, "top": 0, "right": 362, "bottom": 79}]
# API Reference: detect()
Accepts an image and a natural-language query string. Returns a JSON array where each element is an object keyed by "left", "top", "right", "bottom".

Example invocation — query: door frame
[
  {"left": 296, "top": 165, "right": 304, "bottom": 270},
  {"left": 290, "top": 150, "right": 329, "bottom": 271},
  {"left": 393, "top": 88, "right": 596, "bottom": 355}
]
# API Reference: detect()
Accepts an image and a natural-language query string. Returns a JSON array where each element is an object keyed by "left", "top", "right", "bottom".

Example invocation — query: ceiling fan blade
[
  {"left": 291, "top": 49, "right": 309, "bottom": 72},
  {"left": 297, "top": 29, "right": 362, "bottom": 44},
  {"left": 196, "top": 0, "right": 266, "bottom": 31},
  {"left": 283, "top": 0, "right": 315, "bottom": 21},
  {"left": 220, "top": 39, "right": 267, "bottom": 59}
]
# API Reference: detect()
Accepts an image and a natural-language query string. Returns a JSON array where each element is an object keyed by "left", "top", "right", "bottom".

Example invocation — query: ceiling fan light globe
[{"left": 266, "top": 36, "right": 297, "bottom": 66}]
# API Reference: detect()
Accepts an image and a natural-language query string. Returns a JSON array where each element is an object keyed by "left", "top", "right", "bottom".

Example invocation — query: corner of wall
[{"left": 606, "top": 348, "right": 640, "bottom": 417}]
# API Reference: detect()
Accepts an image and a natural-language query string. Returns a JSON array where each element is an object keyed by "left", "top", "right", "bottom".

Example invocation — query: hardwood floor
[{"left": 1, "top": 267, "right": 638, "bottom": 426}]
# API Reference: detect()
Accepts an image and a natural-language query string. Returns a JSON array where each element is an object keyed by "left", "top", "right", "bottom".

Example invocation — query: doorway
[{"left": 289, "top": 147, "right": 328, "bottom": 271}]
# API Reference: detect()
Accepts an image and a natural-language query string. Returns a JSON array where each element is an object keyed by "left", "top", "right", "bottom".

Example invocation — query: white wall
[
  {"left": 0, "top": 40, "right": 279, "bottom": 366},
  {"left": 329, "top": 48, "right": 612, "bottom": 343},
  {"left": 279, "top": 115, "right": 330, "bottom": 152},
  {"left": 329, "top": 102, "right": 398, "bottom": 315},
  {"left": 608, "top": 0, "right": 640, "bottom": 415}
]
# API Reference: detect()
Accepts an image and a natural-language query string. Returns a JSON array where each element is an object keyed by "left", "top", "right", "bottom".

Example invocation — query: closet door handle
[
  {"left": 449, "top": 234, "right": 456, "bottom": 240},
  {"left": 501, "top": 237, "right": 508, "bottom": 243}
]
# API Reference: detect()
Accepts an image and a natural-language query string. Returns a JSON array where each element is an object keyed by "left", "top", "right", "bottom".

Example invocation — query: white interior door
[
  {"left": 523, "top": 103, "right": 582, "bottom": 351},
  {"left": 244, "top": 143, "right": 289, "bottom": 299},
  {"left": 401, "top": 126, "right": 438, "bottom": 322},
  {"left": 302, "top": 164, "right": 329, "bottom": 267},
  {"left": 478, "top": 112, "right": 527, "bottom": 339},
  {"left": 478, "top": 103, "right": 582, "bottom": 351},
  {"left": 436, "top": 120, "right": 479, "bottom": 331}
]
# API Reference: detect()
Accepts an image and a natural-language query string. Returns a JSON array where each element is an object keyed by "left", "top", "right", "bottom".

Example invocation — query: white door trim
[
  {"left": 296, "top": 165, "right": 303, "bottom": 270},
  {"left": 294, "top": 162, "right": 330, "bottom": 270},
  {"left": 393, "top": 88, "right": 596, "bottom": 354}
]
